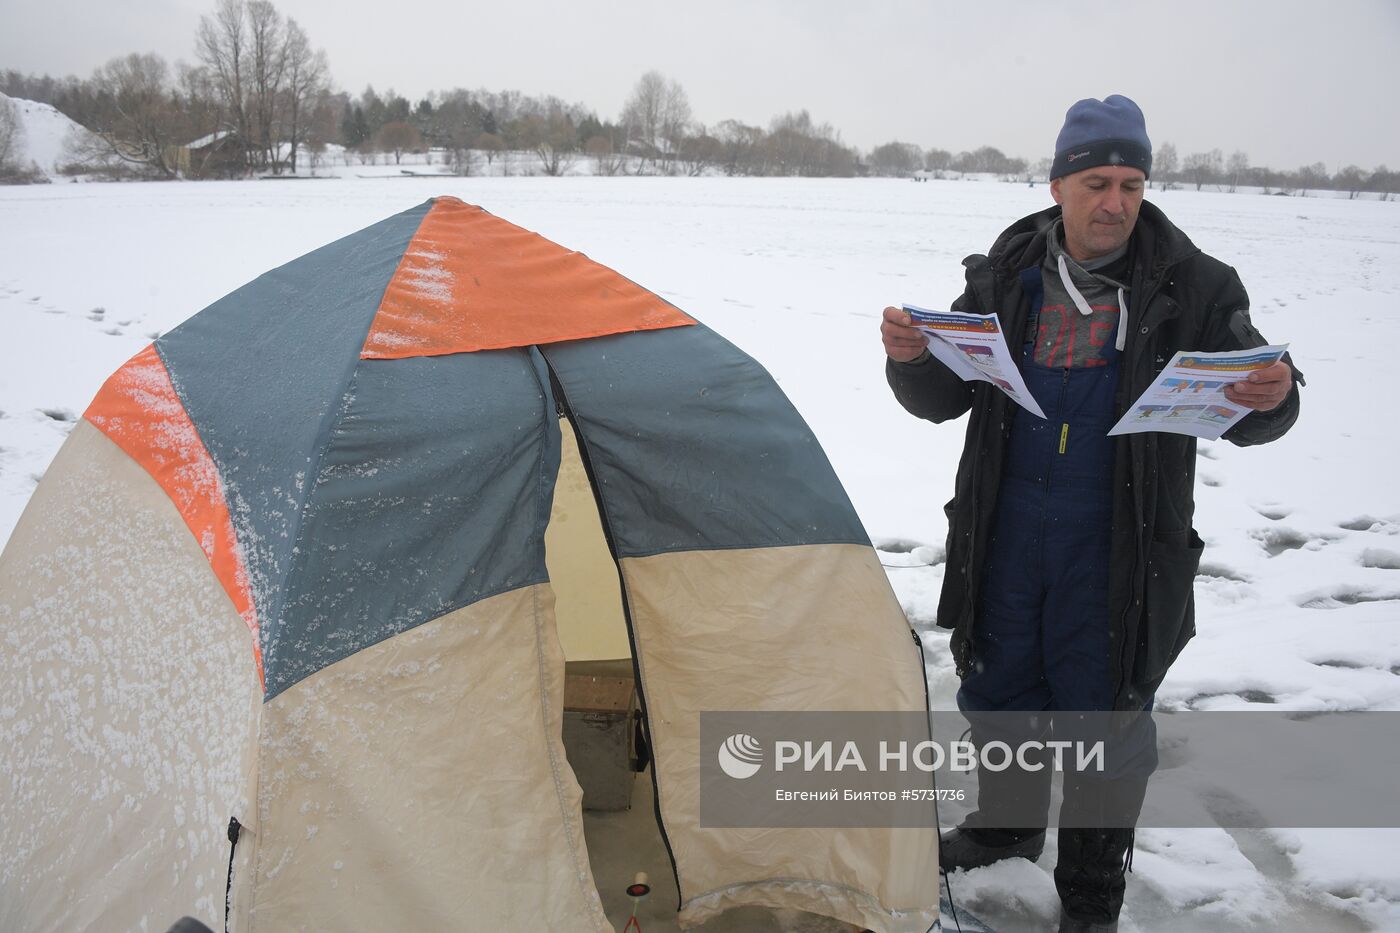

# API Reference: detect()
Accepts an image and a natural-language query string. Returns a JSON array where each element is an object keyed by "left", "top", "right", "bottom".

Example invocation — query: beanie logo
[{"left": 1067, "top": 149, "right": 1092, "bottom": 163}]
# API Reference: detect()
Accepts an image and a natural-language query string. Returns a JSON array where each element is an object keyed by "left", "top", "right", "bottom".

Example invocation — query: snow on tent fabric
[{"left": 0, "top": 197, "right": 940, "bottom": 932}]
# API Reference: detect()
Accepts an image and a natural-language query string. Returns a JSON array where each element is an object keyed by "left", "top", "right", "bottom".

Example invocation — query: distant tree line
[
  {"left": 1143, "top": 142, "right": 1396, "bottom": 199},
  {"left": 859, "top": 137, "right": 1395, "bottom": 199},
  {"left": 0, "top": 5, "right": 1393, "bottom": 195}
]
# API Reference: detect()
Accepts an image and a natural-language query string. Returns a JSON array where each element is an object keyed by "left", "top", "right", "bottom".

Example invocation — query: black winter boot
[
  {"left": 1057, "top": 907, "right": 1119, "bottom": 932},
  {"left": 1054, "top": 826, "right": 1133, "bottom": 926},
  {"left": 1054, "top": 769, "right": 1148, "bottom": 928},
  {"left": 939, "top": 824, "right": 1045, "bottom": 872}
]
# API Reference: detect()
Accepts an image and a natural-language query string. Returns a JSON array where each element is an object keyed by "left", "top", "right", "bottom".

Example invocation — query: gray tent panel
[
  {"left": 156, "top": 202, "right": 432, "bottom": 638},
  {"left": 264, "top": 349, "right": 559, "bottom": 698},
  {"left": 541, "top": 325, "right": 868, "bottom": 558}
]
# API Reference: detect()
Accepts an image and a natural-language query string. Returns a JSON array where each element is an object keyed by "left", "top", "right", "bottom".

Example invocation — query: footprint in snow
[
  {"left": 1340, "top": 515, "right": 1399, "bottom": 534},
  {"left": 1298, "top": 586, "right": 1400, "bottom": 610},
  {"left": 1360, "top": 548, "right": 1400, "bottom": 570},
  {"left": 1200, "top": 473, "right": 1223, "bottom": 487},
  {"left": 1310, "top": 659, "right": 1400, "bottom": 680},
  {"left": 1186, "top": 689, "right": 1278, "bottom": 709},
  {"left": 1249, "top": 526, "right": 1316, "bottom": 557},
  {"left": 1197, "top": 561, "right": 1248, "bottom": 582},
  {"left": 1252, "top": 504, "right": 1290, "bottom": 520},
  {"left": 1312, "top": 659, "right": 1366, "bottom": 671},
  {"left": 40, "top": 408, "right": 75, "bottom": 423}
]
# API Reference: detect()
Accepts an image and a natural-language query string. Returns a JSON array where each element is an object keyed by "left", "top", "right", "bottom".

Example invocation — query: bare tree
[
  {"left": 376, "top": 121, "right": 421, "bottom": 164},
  {"left": 620, "top": 70, "right": 664, "bottom": 167},
  {"left": 302, "top": 89, "right": 338, "bottom": 173},
  {"left": 764, "top": 110, "right": 856, "bottom": 177},
  {"left": 0, "top": 95, "right": 22, "bottom": 174},
  {"left": 658, "top": 79, "right": 691, "bottom": 172},
  {"left": 675, "top": 126, "right": 720, "bottom": 176},
  {"left": 620, "top": 70, "right": 689, "bottom": 172},
  {"left": 1226, "top": 150, "right": 1249, "bottom": 193},
  {"left": 870, "top": 141, "right": 921, "bottom": 177},
  {"left": 1294, "top": 162, "right": 1328, "bottom": 197},
  {"left": 924, "top": 148, "right": 952, "bottom": 177},
  {"left": 246, "top": 0, "right": 288, "bottom": 171},
  {"left": 1372, "top": 165, "right": 1395, "bottom": 202},
  {"left": 519, "top": 105, "right": 577, "bottom": 176},
  {"left": 198, "top": 0, "right": 294, "bottom": 172},
  {"left": 715, "top": 119, "right": 764, "bottom": 176},
  {"left": 585, "top": 134, "right": 625, "bottom": 175},
  {"left": 448, "top": 145, "right": 476, "bottom": 176},
  {"left": 281, "top": 18, "right": 327, "bottom": 173},
  {"left": 1153, "top": 142, "right": 1178, "bottom": 188},
  {"left": 1183, "top": 149, "right": 1222, "bottom": 191},
  {"left": 1334, "top": 165, "right": 1367, "bottom": 200},
  {"left": 197, "top": 0, "right": 251, "bottom": 169},
  {"left": 76, "top": 53, "right": 187, "bottom": 178},
  {"left": 476, "top": 132, "right": 504, "bottom": 167}
]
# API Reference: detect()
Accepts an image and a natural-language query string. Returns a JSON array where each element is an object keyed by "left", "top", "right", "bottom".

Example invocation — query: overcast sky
[{"left": 3, "top": 0, "right": 1397, "bottom": 170}]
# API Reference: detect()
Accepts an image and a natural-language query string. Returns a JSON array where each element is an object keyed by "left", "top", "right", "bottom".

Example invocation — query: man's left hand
[{"left": 1223, "top": 361, "right": 1293, "bottom": 412}]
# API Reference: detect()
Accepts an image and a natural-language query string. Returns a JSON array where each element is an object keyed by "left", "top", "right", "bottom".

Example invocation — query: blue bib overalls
[
  {"left": 958, "top": 265, "right": 1121, "bottom": 715},
  {"left": 951, "top": 266, "right": 1156, "bottom": 922}
]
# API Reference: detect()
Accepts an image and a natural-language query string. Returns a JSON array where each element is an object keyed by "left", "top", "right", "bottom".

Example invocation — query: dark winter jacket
[{"left": 887, "top": 201, "right": 1302, "bottom": 711}]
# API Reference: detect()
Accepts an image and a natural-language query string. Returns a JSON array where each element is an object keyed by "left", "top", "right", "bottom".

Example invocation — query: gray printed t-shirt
[{"left": 1030, "top": 220, "right": 1130, "bottom": 368}]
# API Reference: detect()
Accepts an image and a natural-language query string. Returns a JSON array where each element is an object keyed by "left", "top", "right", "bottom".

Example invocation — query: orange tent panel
[
  {"left": 84, "top": 344, "right": 263, "bottom": 685},
  {"left": 361, "top": 197, "right": 694, "bottom": 358}
]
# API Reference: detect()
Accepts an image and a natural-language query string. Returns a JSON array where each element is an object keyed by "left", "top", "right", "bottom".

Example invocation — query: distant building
[{"left": 168, "top": 131, "right": 258, "bottom": 179}]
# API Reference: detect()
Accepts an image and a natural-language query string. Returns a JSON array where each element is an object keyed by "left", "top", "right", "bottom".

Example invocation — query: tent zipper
[{"left": 224, "top": 816, "right": 241, "bottom": 933}]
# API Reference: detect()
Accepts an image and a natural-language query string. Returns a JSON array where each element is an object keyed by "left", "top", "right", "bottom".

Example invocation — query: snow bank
[{"left": 0, "top": 92, "right": 89, "bottom": 177}]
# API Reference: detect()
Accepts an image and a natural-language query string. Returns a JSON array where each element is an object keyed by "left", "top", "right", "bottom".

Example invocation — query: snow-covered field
[{"left": 2, "top": 176, "right": 1397, "bottom": 931}]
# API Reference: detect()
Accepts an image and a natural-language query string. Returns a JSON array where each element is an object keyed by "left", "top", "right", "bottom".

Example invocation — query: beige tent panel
[
  {"left": 245, "top": 582, "right": 611, "bottom": 933},
  {"left": 620, "top": 544, "right": 940, "bottom": 932},
  {"left": 546, "top": 417, "right": 629, "bottom": 663},
  {"left": 0, "top": 421, "right": 263, "bottom": 933}
]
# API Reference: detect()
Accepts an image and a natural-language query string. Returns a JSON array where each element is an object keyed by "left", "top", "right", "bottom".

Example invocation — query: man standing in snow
[{"left": 880, "top": 95, "right": 1300, "bottom": 931}]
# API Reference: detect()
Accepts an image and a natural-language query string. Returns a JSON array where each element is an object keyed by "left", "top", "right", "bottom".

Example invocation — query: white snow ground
[{"left": 1, "top": 175, "right": 1397, "bottom": 932}]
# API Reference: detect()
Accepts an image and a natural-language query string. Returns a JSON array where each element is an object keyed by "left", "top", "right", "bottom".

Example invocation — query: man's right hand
[{"left": 881, "top": 306, "right": 930, "bottom": 363}]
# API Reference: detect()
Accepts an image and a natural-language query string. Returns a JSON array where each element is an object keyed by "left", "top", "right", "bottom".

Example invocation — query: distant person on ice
[{"left": 879, "top": 95, "right": 1301, "bottom": 931}]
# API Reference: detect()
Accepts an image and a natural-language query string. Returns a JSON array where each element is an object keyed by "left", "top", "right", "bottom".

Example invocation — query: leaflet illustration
[
  {"left": 903, "top": 304, "right": 1046, "bottom": 419},
  {"left": 1108, "top": 345, "right": 1289, "bottom": 440}
]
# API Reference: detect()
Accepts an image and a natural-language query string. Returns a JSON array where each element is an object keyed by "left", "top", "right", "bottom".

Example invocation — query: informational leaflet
[
  {"left": 903, "top": 304, "right": 1046, "bottom": 419},
  {"left": 1108, "top": 345, "right": 1289, "bottom": 440}
]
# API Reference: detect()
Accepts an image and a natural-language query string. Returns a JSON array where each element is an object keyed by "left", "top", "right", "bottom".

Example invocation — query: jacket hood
[{"left": 982, "top": 200, "right": 1201, "bottom": 276}]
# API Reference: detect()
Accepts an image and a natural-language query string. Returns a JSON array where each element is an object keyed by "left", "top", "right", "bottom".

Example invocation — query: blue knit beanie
[{"left": 1050, "top": 95, "right": 1152, "bottom": 180}]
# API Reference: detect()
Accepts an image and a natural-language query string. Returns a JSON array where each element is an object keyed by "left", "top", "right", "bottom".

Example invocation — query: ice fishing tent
[{"left": 0, "top": 197, "right": 938, "bottom": 932}]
